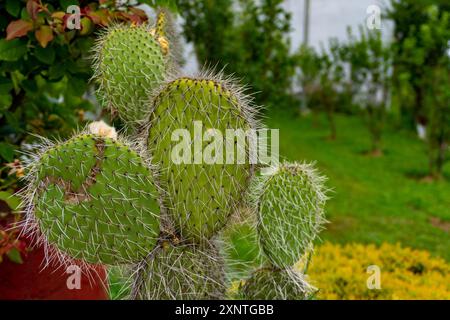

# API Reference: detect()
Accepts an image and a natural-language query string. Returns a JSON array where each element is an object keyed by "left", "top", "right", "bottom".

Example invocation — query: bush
[{"left": 304, "top": 242, "right": 450, "bottom": 300}]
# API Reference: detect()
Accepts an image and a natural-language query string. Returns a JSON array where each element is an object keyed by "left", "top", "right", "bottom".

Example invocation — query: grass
[{"left": 266, "top": 110, "right": 450, "bottom": 261}]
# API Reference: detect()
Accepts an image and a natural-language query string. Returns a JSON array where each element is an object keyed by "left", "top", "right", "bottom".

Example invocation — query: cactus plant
[
  {"left": 20, "top": 11, "right": 328, "bottom": 301},
  {"left": 92, "top": 15, "right": 169, "bottom": 125}
]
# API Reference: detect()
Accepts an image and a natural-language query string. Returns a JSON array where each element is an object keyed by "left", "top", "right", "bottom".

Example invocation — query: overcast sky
[{"left": 285, "top": 0, "right": 393, "bottom": 50}]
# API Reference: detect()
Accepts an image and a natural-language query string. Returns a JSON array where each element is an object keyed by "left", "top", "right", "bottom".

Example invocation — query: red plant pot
[{"left": 0, "top": 243, "right": 109, "bottom": 300}]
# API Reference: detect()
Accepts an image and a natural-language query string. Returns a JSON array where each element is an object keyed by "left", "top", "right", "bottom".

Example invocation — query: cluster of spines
[{"left": 132, "top": 241, "right": 225, "bottom": 300}]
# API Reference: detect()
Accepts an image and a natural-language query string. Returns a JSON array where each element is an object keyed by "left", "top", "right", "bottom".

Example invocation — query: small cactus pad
[
  {"left": 241, "top": 268, "right": 313, "bottom": 300},
  {"left": 138, "top": 242, "right": 225, "bottom": 299},
  {"left": 221, "top": 221, "right": 262, "bottom": 280},
  {"left": 31, "top": 134, "right": 160, "bottom": 265},
  {"left": 93, "top": 24, "right": 166, "bottom": 124},
  {"left": 257, "top": 162, "right": 327, "bottom": 268},
  {"left": 146, "top": 77, "right": 255, "bottom": 242}
]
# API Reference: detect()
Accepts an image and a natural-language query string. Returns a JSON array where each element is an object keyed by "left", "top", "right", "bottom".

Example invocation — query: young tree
[
  {"left": 420, "top": 8, "right": 450, "bottom": 179},
  {"left": 178, "top": 0, "right": 297, "bottom": 108},
  {"left": 344, "top": 27, "right": 391, "bottom": 156},
  {"left": 317, "top": 46, "right": 342, "bottom": 140},
  {"left": 295, "top": 45, "right": 322, "bottom": 117},
  {"left": 387, "top": 0, "right": 450, "bottom": 129}
]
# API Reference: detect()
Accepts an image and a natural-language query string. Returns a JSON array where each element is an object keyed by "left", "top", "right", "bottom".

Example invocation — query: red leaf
[
  {"left": 6, "top": 20, "right": 33, "bottom": 40},
  {"left": 26, "top": 0, "right": 40, "bottom": 20},
  {"left": 35, "top": 25, "right": 53, "bottom": 48}
]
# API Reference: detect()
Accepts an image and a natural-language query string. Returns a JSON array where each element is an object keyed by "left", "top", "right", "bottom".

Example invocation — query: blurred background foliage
[{"left": 178, "top": 0, "right": 297, "bottom": 107}]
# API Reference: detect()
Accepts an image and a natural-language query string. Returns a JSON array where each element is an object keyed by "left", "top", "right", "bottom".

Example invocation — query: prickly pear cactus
[
  {"left": 20, "top": 9, "right": 328, "bottom": 300},
  {"left": 135, "top": 242, "right": 225, "bottom": 300},
  {"left": 93, "top": 23, "right": 167, "bottom": 124},
  {"left": 145, "top": 75, "right": 257, "bottom": 242},
  {"left": 257, "top": 162, "right": 327, "bottom": 268},
  {"left": 26, "top": 132, "right": 161, "bottom": 265}
]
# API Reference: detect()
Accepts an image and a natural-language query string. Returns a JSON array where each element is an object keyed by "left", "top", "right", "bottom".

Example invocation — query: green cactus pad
[
  {"left": 257, "top": 162, "right": 327, "bottom": 268},
  {"left": 93, "top": 24, "right": 166, "bottom": 124},
  {"left": 146, "top": 77, "right": 255, "bottom": 242},
  {"left": 138, "top": 242, "right": 225, "bottom": 299},
  {"left": 32, "top": 134, "right": 160, "bottom": 265},
  {"left": 241, "top": 268, "right": 313, "bottom": 300}
]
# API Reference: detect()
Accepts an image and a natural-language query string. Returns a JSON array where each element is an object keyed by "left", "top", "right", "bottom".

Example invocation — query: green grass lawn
[{"left": 266, "top": 110, "right": 450, "bottom": 261}]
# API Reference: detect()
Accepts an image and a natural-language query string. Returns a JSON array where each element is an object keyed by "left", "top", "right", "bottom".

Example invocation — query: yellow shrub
[{"left": 302, "top": 242, "right": 450, "bottom": 300}]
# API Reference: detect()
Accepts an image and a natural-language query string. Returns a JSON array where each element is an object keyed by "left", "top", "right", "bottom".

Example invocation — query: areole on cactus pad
[{"left": 24, "top": 133, "right": 161, "bottom": 265}]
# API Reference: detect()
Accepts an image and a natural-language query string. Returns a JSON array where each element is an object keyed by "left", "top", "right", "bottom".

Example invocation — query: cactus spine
[
  {"left": 135, "top": 242, "right": 225, "bottom": 300},
  {"left": 21, "top": 11, "right": 328, "bottom": 300}
]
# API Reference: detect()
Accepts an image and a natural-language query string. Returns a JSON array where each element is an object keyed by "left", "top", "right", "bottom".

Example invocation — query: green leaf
[
  {"left": 0, "top": 39, "right": 28, "bottom": 62},
  {"left": 0, "top": 77, "right": 13, "bottom": 94},
  {"left": 59, "top": 0, "right": 79, "bottom": 9},
  {"left": 6, "top": 0, "right": 21, "bottom": 18},
  {"left": 0, "top": 190, "right": 21, "bottom": 211},
  {"left": 0, "top": 94, "right": 12, "bottom": 110},
  {"left": 48, "top": 62, "right": 66, "bottom": 80},
  {"left": 67, "top": 75, "right": 87, "bottom": 96},
  {"left": 20, "top": 7, "right": 30, "bottom": 20},
  {"left": 10, "top": 70, "right": 25, "bottom": 93},
  {"left": 0, "top": 142, "right": 15, "bottom": 162},
  {"left": 140, "top": 0, "right": 178, "bottom": 12},
  {"left": 34, "top": 45, "right": 55, "bottom": 65},
  {"left": 6, "top": 247, "right": 23, "bottom": 264}
]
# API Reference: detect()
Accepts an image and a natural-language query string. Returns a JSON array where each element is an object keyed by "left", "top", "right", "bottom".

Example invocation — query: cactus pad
[
  {"left": 93, "top": 24, "right": 166, "bottom": 124},
  {"left": 146, "top": 76, "right": 256, "bottom": 242},
  {"left": 137, "top": 242, "right": 225, "bottom": 299},
  {"left": 257, "top": 162, "right": 327, "bottom": 268},
  {"left": 31, "top": 134, "right": 161, "bottom": 265}
]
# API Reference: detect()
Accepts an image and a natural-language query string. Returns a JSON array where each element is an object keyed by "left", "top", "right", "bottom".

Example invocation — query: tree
[
  {"left": 386, "top": 0, "right": 450, "bottom": 128},
  {"left": 178, "top": 0, "right": 297, "bottom": 108},
  {"left": 420, "top": 7, "right": 450, "bottom": 179},
  {"left": 343, "top": 27, "right": 392, "bottom": 156}
]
